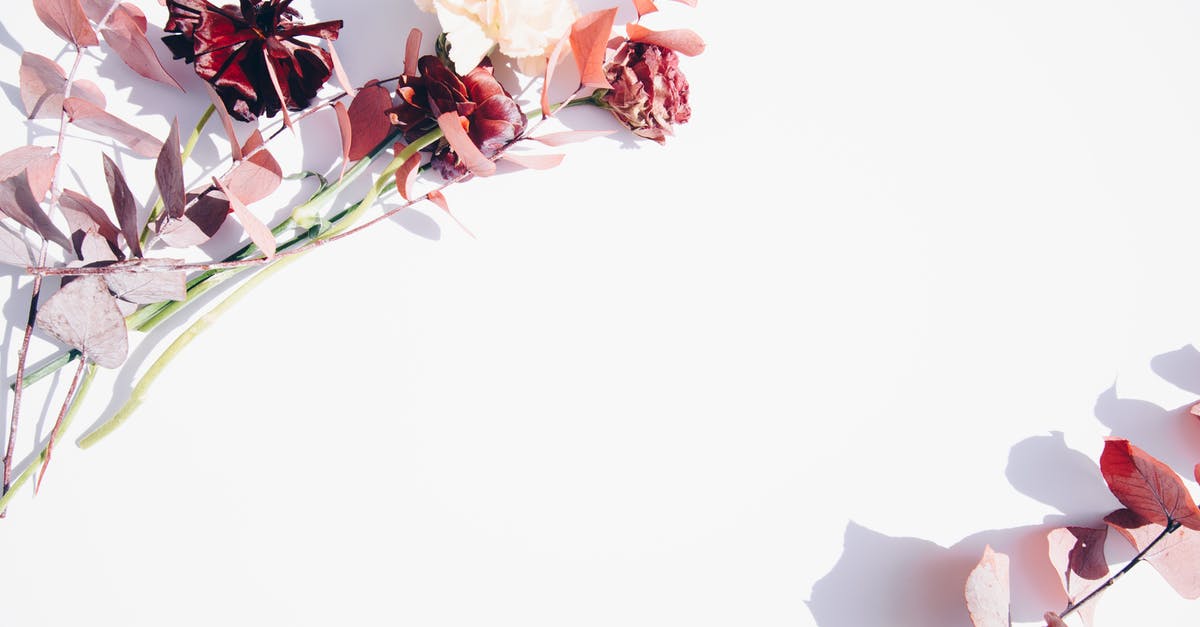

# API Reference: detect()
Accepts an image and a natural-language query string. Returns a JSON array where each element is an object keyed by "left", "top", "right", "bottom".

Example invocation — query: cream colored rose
[{"left": 416, "top": 0, "right": 579, "bottom": 74}]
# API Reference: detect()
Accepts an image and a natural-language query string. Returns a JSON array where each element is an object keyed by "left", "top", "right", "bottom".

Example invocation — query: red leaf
[
  {"left": 964, "top": 545, "right": 1009, "bottom": 627},
  {"left": 0, "top": 145, "right": 59, "bottom": 201},
  {"left": 333, "top": 101, "right": 352, "bottom": 178},
  {"left": 1100, "top": 438, "right": 1200, "bottom": 530},
  {"left": 570, "top": 9, "right": 619, "bottom": 89},
  {"left": 33, "top": 0, "right": 100, "bottom": 48},
  {"left": 436, "top": 111, "right": 495, "bottom": 177},
  {"left": 427, "top": 189, "right": 475, "bottom": 239},
  {"left": 98, "top": 4, "right": 181, "bottom": 90},
  {"left": 102, "top": 153, "right": 142, "bottom": 258},
  {"left": 528, "top": 130, "right": 617, "bottom": 146},
  {"left": 347, "top": 82, "right": 393, "bottom": 161},
  {"left": 19, "top": 53, "right": 105, "bottom": 119},
  {"left": 202, "top": 81, "right": 243, "bottom": 162},
  {"left": 60, "top": 189, "right": 120, "bottom": 251},
  {"left": 155, "top": 119, "right": 186, "bottom": 221},
  {"left": 1047, "top": 527, "right": 1108, "bottom": 627},
  {"left": 213, "top": 177, "right": 275, "bottom": 258},
  {"left": 64, "top": 97, "right": 162, "bottom": 158},
  {"left": 501, "top": 152, "right": 565, "bottom": 170},
  {"left": 633, "top": 0, "right": 658, "bottom": 17},
  {"left": 541, "top": 34, "right": 571, "bottom": 118},
  {"left": 0, "top": 172, "right": 71, "bottom": 251},
  {"left": 626, "top": 23, "right": 706, "bottom": 56},
  {"left": 1106, "top": 508, "right": 1200, "bottom": 599},
  {"left": 404, "top": 28, "right": 422, "bottom": 77},
  {"left": 36, "top": 275, "right": 128, "bottom": 368},
  {"left": 226, "top": 130, "right": 281, "bottom": 205},
  {"left": 393, "top": 144, "right": 421, "bottom": 201}
]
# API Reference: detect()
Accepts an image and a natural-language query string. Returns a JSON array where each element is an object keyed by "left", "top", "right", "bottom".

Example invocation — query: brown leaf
[
  {"left": 64, "top": 97, "right": 162, "bottom": 158},
  {"left": 60, "top": 189, "right": 120, "bottom": 254},
  {"left": 226, "top": 130, "right": 281, "bottom": 205},
  {"left": 36, "top": 275, "right": 127, "bottom": 368},
  {"left": 98, "top": 4, "right": 182, "bottom": 90},
  {"left": 0, "top": 172, "right": 71, "bottom": 251},
  {"left": 0, "top": 145, "right": 59, "bottom": 202},
  {"left": 1100, "top": 438, "right": 1200, "bottom": 530},
  {"left": 528, "top": 130, "right": 617, "bottom": 146},
  {"left": 104, "top": 258, "right": 186, "bottom": 304},
  {"left": 570, "top": 9, "right": 619, "bottom": 89},
  {"left": 347, "top": 82, "right": 393, "bottom": 161},
  {"left": 1106, "top": 508, "right": 1200, "bottom": 599},
  {"left": 155, "top": 119, "right": 185, "bottom": 221},
  {"left": 102, "top": 153, "right": 142, "bottom": 258},
  {"left": 393, "top": 144, "right": 421, "bottom": 202},
  {"left": 0, "top": 224, "right": 36, "bottom": 267},
  {"left": 436, "top": 111, "right": 495, "bottom": 177},
  {"left": 1047, "top": 527, "right": 1108, "bottom": 627},
  {"left": 33, "top": 0, "right": 100, "bottom": 48},
  {"left": 213, "top": 177, "right": 275, "bottom": 257},
  {"left": 501, "top": 152, "right": 565, "bottom": 170},
  {"left": 625, "top": 23, "right": 706, "bottom": 57},
  {"left": 964, "top": 545, "right": 1010, "bottom": 627}
]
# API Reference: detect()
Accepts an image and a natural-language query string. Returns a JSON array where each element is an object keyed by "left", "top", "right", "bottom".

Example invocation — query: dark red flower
[
  {"left": 387, "top": 56, "right": 527, "bottom": 179},
  {"left": 163, "top": 0, "right": 343, "bottom": 122},
  {"left": 602, "top": 42, "right": 691, "bottom": 143}
]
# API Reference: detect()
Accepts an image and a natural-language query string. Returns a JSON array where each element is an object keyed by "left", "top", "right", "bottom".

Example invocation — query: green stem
[
  {"left": 78, "top": 256, "right": 302, "bottom": 450},
  {"left": 0, "top": 365, "right": 95, "bottom": 512}
]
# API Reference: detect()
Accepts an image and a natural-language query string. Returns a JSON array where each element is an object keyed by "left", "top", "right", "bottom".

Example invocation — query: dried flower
[
  {"left": 602, "top": 42, "right": 692, "bottom": 144},
  {"left": 415, "top": 0, "right": 578, "bottom": 74},
  {"left": 388, "top": 56, "right": 527, "bottom": 179},
  {"left": 163, "top": 0, "right": 343, "bottom": 121}
]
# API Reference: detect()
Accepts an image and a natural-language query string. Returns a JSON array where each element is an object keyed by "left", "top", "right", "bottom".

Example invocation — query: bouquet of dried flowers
[{"left": 0, "top": 0, "right": 703, "bottom": 514}]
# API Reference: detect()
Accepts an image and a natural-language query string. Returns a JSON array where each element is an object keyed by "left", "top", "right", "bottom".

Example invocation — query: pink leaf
[
  {"left": 213, "top": 177, "right": 275, "bottom": 258},
  {"left": 404, "top": 28, "right": 422, "bottom": 77},
  {"left": 19, "top": 53, "right": 105, "bottom": 119},
  {"left": 33, "top": 0, "right": 100, "bottom": 48},
  {"left": 528, "top": 130, "right": 617, "bottom": 146},
  {"left": 0, "top": 145, "right": 59, "bottom": 201},
  {"left": 64, "top": 97, "right": 162, "bottom": 158},
  {"left": 155, "top": 189, "right": 229, "bottom": 248},
  {"left": 347, "top": 82, "right": 393, "bottom": 161},
  {"left": 436, "top": 111, "right": 495, "bottom": 177},
  {"left": 101, "top": 153, "right": 142, "bottom": 258},
  {"left": 1100, "top": 438, "right": 1200, "bottom": 530},
  {"left": 427, "top": 189, "right": 475, "bottom": 239},
  {"left": 393, "top": 144, "right": 421, "bottom": 201},
  {"left": 104, "top": 258, "right": 186, "bottom": 304},
  {"left": 541, "top": 34, "right": 571, "bottom": 118},
  {"left": 0, "top": 225, "right": 36, "bottom": 267},
  {"left": 626, "top": 23, "right": 706, "bottom": 56},
  {"left": 325, "top": 38, "right": 355, "bottom": 97},
  {"left": 1047, "top": 527, "right": 1108, "bottom": 627},
  {"left": 0, "top": 172, "right": 71, "bottom": 251},
  {"left": 570, "top": 9, "right": 619, "bottom": 89},
  {"left": 36, "top": 275, "right": 128, "bottom": 368},
  {"left": 1106, "top": 508, "right": 1200, "bottom": 599},
  {"left": 260, "top": 47, "right": 293, "bottom": 130},
  {"left": 226, "top": 130, "right": 281, "bottom": 205},
  {"left": 633, "top": 0, "right": 658, "bottom": 17},
  {"left": 59, "top": 189, "right": 120, "bottom": 251},
  {"left": 202, "top": 81, "right": 243, "bottom": 162},
  {"left": 98, "top": 4, "right": 181, "bottom": 90},
  {"left": 1044, "top": 612, "right": 1069, "bottom": 627},
  {"left": 501, "top": 152, "right": 565, "bottom": 170},
  {"left": 964, "top": 545, "right": 1009, "bottom": 627},
  {"left": 77, "top": 229, "right": 118, "bottom": 262},
  {"left": 155, "top": 119, "right": 186, "bottom": 220},
  {"left": 333, "top": 101, "right": 352, "bottom": 178}
]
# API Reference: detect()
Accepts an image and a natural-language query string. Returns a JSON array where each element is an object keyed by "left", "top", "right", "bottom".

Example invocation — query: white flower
[{"left": 416, "top": 0, "right": 579, "bottom": 74}]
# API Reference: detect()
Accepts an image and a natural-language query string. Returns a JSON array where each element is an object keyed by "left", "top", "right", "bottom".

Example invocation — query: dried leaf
[
  {"left": 33, "top": 0, "right": 100, "bottom": 48},
  {"left": 347, "top": 82, "right": 393, "bottom": 161},
  {"left": 427, "top": 189, "right": 475, "bottom": 239},
  {"left": 213, "top": 177, "right": 275, "bottom": 258},
  {"left": 19, "top": 53, "right": 107, "bottom": 121},
  {"left": 36, "top": 275, "right": 127, "bottom": 368},
  {"left": 333, "top": 101, "right": 352, "bottom": 178},
  {"left": 570, "top": 9, "right": 619, "bottom": 89},
  {"left": 1106, "top": 508, "right": 1200, "bottom": 599},
  {"left": 155, "top": 119, "right": 185, "bottom": 220},
  {"left": 0, "top": 145, "right": 59, "bottom": 201},
  {"left": 964, "top": 545, "right": 1010, "bottom": 627},
  {"left": 394, "top": 144, "right": 421, "bottom": 201},
  {"left": 156, "top": 188, "right": 229, "bottom": 248},
  {"left": 1044, "top": 613, "right": 1069, "bottom": 627},
  {"left": 404, "top": 28, "right": 422, "bottom": 77},
  {"left": 98, "top": 4, "right": 181, "bottom": 90},
  {"left": 102, "top": 153, "right": 142, "bottom": 258},
  {"left": 0, "top": 172, "right": 71, "bottom": 251},
  {"left": 501, "top": 152, "right": 565, "bottom": 170},
  {"left": 202, "top": 81, "right": 243, "bottom": 162},
  {"left": 60, "top": 189, "right": 120, "bottom": 252},
  {"left": 0, "top": 225, "right": 36, "bottom": 267},
  {"left": 325, "top": 38, "right": 354, "bottom": 97},
  {"left": 541, "top": 34, "right": 571, "bottom": 118},
  {"left": 105, "top": 258, "right": 186, "bottom": 304},
  {"left": 528, "top": 130, "right": 617, "bottom": 146},
  {"left": 76, "top": 230, "right": 118, "bottom": 262},
  {"left": 226, "top": 130, "right": 281, "bottom": 205},
  {"left": 64, "top": 97, "right": 162, "bottom": 158},
  {"left": 436, "top": 111, "right": 495, "bottom": 177},
  {"left": 1047, "top": 527, "right": 1108, "bottom": 627},
  {"left": 625, "top": 23, "right": 706, "bottom": 57},
  {"left": 633, "top": 0, "right": 658, "bottom": 17},
  {"left": 1100, "top": 438, "right": 1200, "bottom": 530}
]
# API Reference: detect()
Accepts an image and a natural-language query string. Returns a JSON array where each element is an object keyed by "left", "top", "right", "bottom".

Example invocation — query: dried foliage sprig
[{"left": 0, "top": 0, "right": 704, "bottom": 514}]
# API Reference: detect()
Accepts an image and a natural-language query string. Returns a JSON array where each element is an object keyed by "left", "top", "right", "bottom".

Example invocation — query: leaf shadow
[
  {"left": 1093, "top": 383, "right": 1200, "bottom": 475},
  {"left": 391, "top": 208, "right": 441, "bottom": 241}
]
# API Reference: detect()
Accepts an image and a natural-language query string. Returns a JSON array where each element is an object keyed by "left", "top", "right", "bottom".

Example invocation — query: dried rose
[
  {"left": 602, "top": 42, "right": 692, "bottom": 144},
  {"left": 415, "top": 0, "right": 578, "bottom": 74},
  {"left": 163, "top": 0, "right": 343, "bottom": 122},
  {"left": 387, "top": 56, "right": 527, "bottom": 179}
]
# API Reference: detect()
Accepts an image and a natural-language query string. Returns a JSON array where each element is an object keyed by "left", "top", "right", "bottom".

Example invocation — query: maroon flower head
[
  {"left": 387, "top": 56, "right": 527, "bottom": 179},
  {"left": 163, "top": 0, "right": 343, "bottom": 122},
  {"left": 603, "top": 42, "right": 692, "bottom": 144}
]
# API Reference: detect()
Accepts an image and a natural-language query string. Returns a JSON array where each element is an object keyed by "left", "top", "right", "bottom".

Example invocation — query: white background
[{"left": 2, "top": 1, "right": 1200, "bottom": 625}]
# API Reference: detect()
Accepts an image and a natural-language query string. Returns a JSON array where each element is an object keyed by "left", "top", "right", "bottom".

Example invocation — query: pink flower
[{"left": 602, "top": 42, "right": 691, "bottom": 144}]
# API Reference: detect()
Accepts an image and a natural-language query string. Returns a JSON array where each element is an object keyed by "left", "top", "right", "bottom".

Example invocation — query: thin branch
[
  {"left": 34, "top": 357, "right": 87, "bottom": 493},
  {"left": 1058, "top": 520, "right": 1183, "bottom": 620}
]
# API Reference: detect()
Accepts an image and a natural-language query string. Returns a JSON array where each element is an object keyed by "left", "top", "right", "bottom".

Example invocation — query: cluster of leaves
[{"left": 964, "top": 437, "right": 1200, "bottom": 626}]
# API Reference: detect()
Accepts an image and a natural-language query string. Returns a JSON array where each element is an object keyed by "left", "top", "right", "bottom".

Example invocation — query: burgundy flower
[
  {"left": 602, "top": 42, "right": 692, "bottom": 144},
  {"left": 387, "top": 56, "right": 527, "bottom": 179},
  {"left": 163, "top": 0, "right": 343, "bottom": 122}
]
